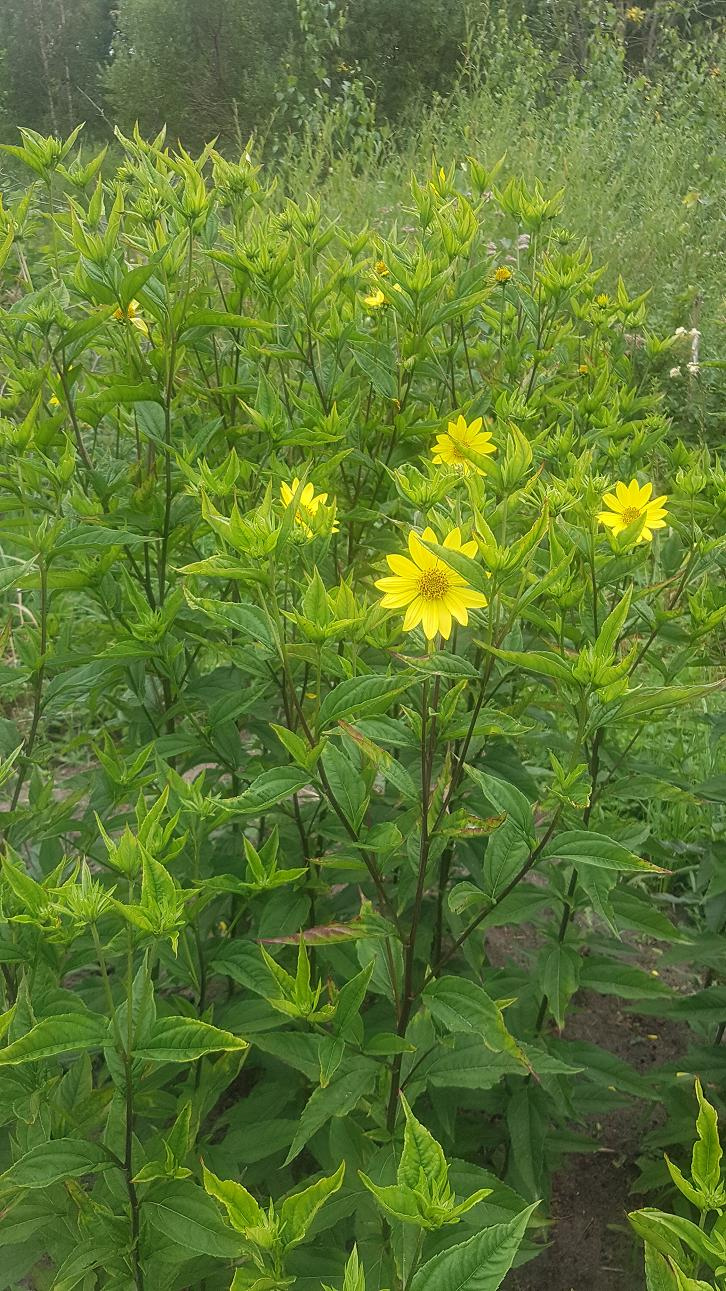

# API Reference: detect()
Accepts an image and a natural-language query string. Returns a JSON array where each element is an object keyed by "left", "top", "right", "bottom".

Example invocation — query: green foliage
[
  {"left": 0, "top": 125, "right": 722, "bottom": 1291},
  {"left": 630, "top": 1081, "right": 726, "bottom": 1290}
]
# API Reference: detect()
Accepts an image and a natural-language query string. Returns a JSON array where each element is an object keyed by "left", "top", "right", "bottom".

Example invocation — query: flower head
[
  {"left": 113, "top": 299, "right": 149, "bottom": 336},
  {"left": 432, "top": 414, "right": 496, "bottom": 476},
  {"left": 49, "top": 394, "right": 61, "bottom": 408},
  {"left": 375, "top": 526, "right": 487, "bottom": 641},
  {"left": 626, "top": 6, "right": 646, "bottom": 23},
  {"left": 578, "top": 363, "right": 589, "bottom": 376},
  {"left": 363, "top": 288, "right": 386, "bottom": 310},
  {"left": 280, "top": 478, "right": 337, "bottom": 536},
  {"left": 598, "top": 479, "right": 668, "bottom": 543},
  {"left": 374, "top": 259, "right": 389, "bottom": 277},
  {"left": 595, "top": 293, "right": 610, "bottom": 308},
  {"left": 494, "top": 266, "right": 512, "bottom": 284}
]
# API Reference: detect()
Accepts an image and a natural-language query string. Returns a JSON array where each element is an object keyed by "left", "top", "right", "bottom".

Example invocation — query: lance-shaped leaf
[
  {"left": 410, "top": 1201, "right": 539, "bottom": 1290},
  {"left": 541, "top": 830, "right": 668, "bottom": 873},
  {"left": 424, "top": 978, "right": 529, "bottom": 1071},
  {"left": 0, "top": 1013, "right": 109, "bottom": 1065},
  {"left": 279, "top": 1161, "right": 345, "bottom": 1248},
  {"left": 0, "top": 1138, "right": 114, "bottom": 1190},
  {"left": 133, "top": 1017, "right": 248, "bottom": 1062}
]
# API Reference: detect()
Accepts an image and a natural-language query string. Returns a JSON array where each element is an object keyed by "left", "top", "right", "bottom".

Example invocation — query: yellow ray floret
[
  {"left": 113, "top": 299, "right": 149, "bottom": 337},
  {"left": 363, "top": 288, "right": 386, "bottom": 309},
  {"left": 280, "top": 477, "right": 338, "bottom": 535},
  {"left": 375, "top": 525, "right": 487, "bottom": 641},
  {"left": 432, "top": 415, "right": 496, "bottom": 476},
  {"left": 597, "top": 479, "right": 669, "bottom": 543}
]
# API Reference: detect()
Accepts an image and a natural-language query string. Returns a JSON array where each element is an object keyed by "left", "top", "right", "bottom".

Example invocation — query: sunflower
[
  {"left": 280, "top": 478, "right": 337, "bottom": 535},
  {"left": 494, "top": 265, "right": 512, "bottom": 284},
  {"left": 598, "top": 479, "right": 669, "bottom": 542},
  {"left": 113, "top": 299, "right": 149, "bottom": 337},
  {"left": 432, "top": 415, "right": 496, "bottom": 476},
  {"left": 375, "top": 525, "right": 487, "bottom": 641},
  {"left": 363, "top": 288, "right": 386, "bottom": 310}
]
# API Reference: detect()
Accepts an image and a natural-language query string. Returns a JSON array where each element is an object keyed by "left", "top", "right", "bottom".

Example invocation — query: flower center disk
[
  {"left": 418, "top": 568, "right": 450, "bottom": 600},
  {"left": 621, "top": 506, "right": 641, "bottom": 524}
]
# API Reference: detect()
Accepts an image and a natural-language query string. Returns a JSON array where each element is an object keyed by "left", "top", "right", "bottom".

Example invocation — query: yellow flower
[
  {"left": 49, "top": 394, "right": 61, "bottom": 407},
  {"left": 432, "top": 414, "right": 497, "bottom": 476},
  {"left": 494, "top": 265, "right": 512, "bottom": 284},
  {"left": 363, "top": 288, "right": 386, "bottom": 310},
  {"left": 578, "top": 363, "right": 589, "bottom": 375},
  {"left": 598, "top": 479, "right": 669, "bottom": 542},
  {"left": 626, "top": 5, "right": 645, "bottom": 22},
  {"left": 375, "top": 526, "right": 487, "bottom": 641},
  {"left": 595, "top": 293, "right": 610, "bottom": 308},
  {"left": 280, "top": 477, "right": 338, "bottom": 535},
  {"left": 113, "top": 299, "right": 149, "bottom": 337},
  {"left": 374, "top": 259, "right": 389, "bottom": 276}
]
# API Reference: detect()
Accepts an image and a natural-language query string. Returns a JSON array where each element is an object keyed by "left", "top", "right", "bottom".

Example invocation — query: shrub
[{"left": 0, "top": 128, "right": 722, "bottom": 1289}]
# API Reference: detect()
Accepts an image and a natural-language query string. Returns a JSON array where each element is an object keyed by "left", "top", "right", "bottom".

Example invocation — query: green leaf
[
  {"left": 410, "top": 1202, "right": 538, "bottom": 1290},
  {"left": 349, "top": 337, "right": 398, "bottom": 398},
  {"left": 477, "top": 643, "right": 574, "bottom": 685},
  {"left": 0, "top": 1013, "right": 108, "bottom": 1064},
  {"left": 222, "top": 767, "right": 312, "bottom": 815},
  {"left": 542, "top": 830, "right": 667, "bottom": 873},
  {"left": 692, "top": 1077, "right": 722, "bottom": 1194},
  {"left": 358, "top": 1175, "right": 422, "bottom": 1225},
  {"left": 279, "top": 1161, "right": 345, "bottom": 1248},
  {"left": 145, "top": 1180, "right": 243, "bottom": 1258},
  {"left": 464, "top": 766, "right": 535, "bottom": 842},
  {"left": 424, "top": 977, "right": 528, "bottom": 1069},
  {"left": 539, "top": 943, "right": 581, "bottom": 1030},
  {"left": 398, "top": 1094, "right": 448, "bottom": 1191},
  {"left": 202, "top": 1164, "right": 264, "bottom": 1232},
  {"left": 284, "top": 1060, "right": 377, "bottom": 1164},
  {"left": 134, "top": 1017, "right": 248, "bottom": 1062},
  {"left": 318, "top": 674, "right": 411, "bottom": 727},
  {"left": 628, "top": 1210, "right": 722, "bottom": 1272},
  {"left": 0, "top": 1138, "right": 113, "bottom": 1190}
]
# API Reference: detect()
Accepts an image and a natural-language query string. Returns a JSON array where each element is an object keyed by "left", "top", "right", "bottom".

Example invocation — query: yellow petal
[
  {"left": 598, "top": 511, "right": 621, "bottom": 528},
  {"left": 614, "top": 481, "right": 629, "bottom": 503},
  {"left": 437, "top": 607, "right": 452, "bottom": 640},
  {"left": 460, "top": 540, "right": 477, "bottom": 558},
  {"left": 637, "top": 481, "right": 653, "bottom": 505},
  {"left": 422, "top": 602, "right": 440, "bottom": 639},
  {"left": 402, "top": 597, "right": 424, "bottom": 631},
  {"left": 386, "top": 554, "right": 419, "bottom": 578},
  {"left": 409, "top": 530, "right": 436, "bottom": 570},
  {"left": 443, "top": 527, "right": 462, "bottom": 549},
  {"left": 455, "top": 587, "right": 487, "bottom": 609},
  {"left": 602, "top": 493, "right": 622, "bottom": 512}
]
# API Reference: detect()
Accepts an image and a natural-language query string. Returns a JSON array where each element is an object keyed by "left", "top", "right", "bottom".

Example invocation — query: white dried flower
[
  {"left": 674, "top": 327, "right": 688, "bottom": 337},
  {"left": 669, "top": 366, "right": 682, "bottom": 378},
  {"left": 687, "top": 362, "right": 700, "bottom": 375}
]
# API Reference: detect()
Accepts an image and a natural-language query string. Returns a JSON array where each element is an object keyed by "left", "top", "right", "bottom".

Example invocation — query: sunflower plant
[{"left": 0, "top": 130, "right": 722, "bottom": 1290}]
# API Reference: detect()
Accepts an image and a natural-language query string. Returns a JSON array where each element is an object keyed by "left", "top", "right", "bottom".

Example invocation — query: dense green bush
[{"left": 0, "top": 127, "right": 723, "bottom": 1290}]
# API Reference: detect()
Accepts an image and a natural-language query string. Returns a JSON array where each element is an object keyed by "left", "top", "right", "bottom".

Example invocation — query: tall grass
[{"left": 279, "top": 9, "right": 725, "bottom": 348}]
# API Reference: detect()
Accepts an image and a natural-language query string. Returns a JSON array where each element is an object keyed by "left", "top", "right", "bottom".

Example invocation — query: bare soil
[{"left": 508, "top": 988, "right": 687, "bottom": 1291}]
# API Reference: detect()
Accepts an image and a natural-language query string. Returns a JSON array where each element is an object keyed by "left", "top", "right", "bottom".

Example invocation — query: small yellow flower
[
  {"left": 363, "top": 288, "right": 386, "bottom": 310},
  {"left": 578, "top": 363, "right": 589, "bottom": 375},
  {"left": 432, "top": 414, "right": 497, "bottom": 476},
  {"left": 598, "top": 479, "right": 669, "bottom": 542},
  {"left": 49, "top": 394, "right": 61, "bottom": 408},
  {"left": 626, "top": 5, "right": 646, "bottom": 23},
  {"left": 375, "top": 526, "right": 487, "bottom": 641},
  {"left": 595, "top": 293, "right": 610, "bottom": 308},
  {"left": 280, "top": 477, "right": 338, "bottom": 536},
  {"left": 113, "top": 299, "right": 149, "bottom": 337},
  {"left": 374, "top": 259, "right": 389, "bottom": 277},
  {"left": 494, "top": 266, "right": 512, "bottom": 284}
]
